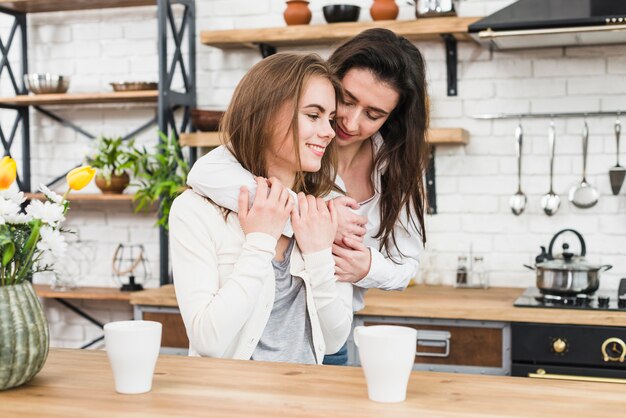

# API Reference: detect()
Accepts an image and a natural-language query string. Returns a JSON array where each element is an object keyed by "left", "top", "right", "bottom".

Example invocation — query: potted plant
[
  {"left": 87, "top": 136, "right": 138, "bottom": 194},
  {"left": 131, "top": 131, "right": 189, "bottom": 229},
  {"left": 0, "top": 157, "right": 95, "bottom": 390}
]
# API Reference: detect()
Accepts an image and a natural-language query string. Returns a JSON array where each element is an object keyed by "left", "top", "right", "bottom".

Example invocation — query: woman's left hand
[{"left": 332, "top": 237, "right": 371, "bottom": 283}]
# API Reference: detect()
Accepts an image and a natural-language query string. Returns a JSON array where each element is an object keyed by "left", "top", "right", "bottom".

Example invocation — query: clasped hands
[{"left": 238, "top": 177, "right": 371, "bottom": 283}]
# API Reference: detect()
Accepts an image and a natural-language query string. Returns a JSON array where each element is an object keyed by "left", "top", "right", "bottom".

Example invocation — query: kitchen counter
[
  {"left": 131, "top": 284, "right": 626, "bottom": 327},
  {"left": 2, "top": 348, "right": 624, "bottom": 417}
]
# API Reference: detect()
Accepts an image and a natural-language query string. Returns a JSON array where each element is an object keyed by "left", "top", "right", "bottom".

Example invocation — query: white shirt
[
  {"left": 186, "top": 133, "right": 421, "bottom": 312},
  {"left": 169, "top": 190, "right": 353, "bottom": 362}
]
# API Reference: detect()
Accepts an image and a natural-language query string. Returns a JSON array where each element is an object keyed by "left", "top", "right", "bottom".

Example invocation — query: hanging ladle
[
  {"left": 569, "top": 121, "right": 599, "bottom": 209},
  {"left": 609, "top": 117, "right": 625, "bottom": 195},
  {"left": 509, "top": 123, "right": 527, "bottom": 215},
  {"left": 541, "top": 121, "right": 560, "bottom": 216}
]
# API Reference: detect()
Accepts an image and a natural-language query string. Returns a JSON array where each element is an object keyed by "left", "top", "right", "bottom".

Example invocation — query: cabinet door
[
  {"left": 364, "top": 321, "right": 502, "bottom": 367},
  {"left": 352, "top": 316, "right": 511, "bottom": 375}
]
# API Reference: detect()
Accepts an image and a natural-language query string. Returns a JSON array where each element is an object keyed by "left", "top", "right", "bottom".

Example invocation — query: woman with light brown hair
[
  {"left": 187, "top": 28, "right": 429, "bottom": 366},
  {"left": 169, "top": 52, "right": 353, "bottom": 364}
]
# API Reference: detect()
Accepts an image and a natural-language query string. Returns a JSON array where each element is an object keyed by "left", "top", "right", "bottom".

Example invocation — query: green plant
[
  {"left": 131, "top": 131, "right": 189, "bottom": 229},
  {"left": 87, "top": 136, "right": 138, "bottom": 185}
]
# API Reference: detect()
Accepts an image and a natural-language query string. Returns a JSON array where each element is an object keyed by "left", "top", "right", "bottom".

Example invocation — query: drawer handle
[
  {"left": 529, "top": 369, "right": 626, "bottom": 385},
  {"left": 415, "top": 330, "right": 451, "bottom": 358}
]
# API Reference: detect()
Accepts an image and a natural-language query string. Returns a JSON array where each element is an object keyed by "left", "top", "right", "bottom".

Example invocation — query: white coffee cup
[
  {"left": 353, "top": 325, "right": 417, "bottom": 403},
  {"left": 104, "top": 320, "right": 162, "bottom": 394}
]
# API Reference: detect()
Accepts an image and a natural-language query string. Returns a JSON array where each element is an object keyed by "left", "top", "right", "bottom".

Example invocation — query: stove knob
[
  {"left": 598, "top": 296, "right": 610, "bottom": 308},
  {"left": 552, "top": 338, "right": 567, "bottom": 354}
]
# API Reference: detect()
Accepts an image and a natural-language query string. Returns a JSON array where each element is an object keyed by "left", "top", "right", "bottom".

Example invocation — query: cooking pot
[{"left": 524, "top": 229, "right": 612, "bottom": 295}]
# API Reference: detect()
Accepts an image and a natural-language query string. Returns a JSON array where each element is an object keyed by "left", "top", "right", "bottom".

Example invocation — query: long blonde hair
[{"left": 221, "top": 52, "right": 340, "bottom": 197}]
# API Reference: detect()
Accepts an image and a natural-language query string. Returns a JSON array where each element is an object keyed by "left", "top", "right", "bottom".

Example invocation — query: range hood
[{"left": 468, "top": 0, "right": 626, "bottom": 50}]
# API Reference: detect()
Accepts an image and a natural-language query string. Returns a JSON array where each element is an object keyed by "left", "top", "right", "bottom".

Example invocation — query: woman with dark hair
[
  {"left": 170, "top": 52, "right": 353, "bottom": 364},
  {"left": 186, "top": 28, "right": 428, "bottom": 365}
]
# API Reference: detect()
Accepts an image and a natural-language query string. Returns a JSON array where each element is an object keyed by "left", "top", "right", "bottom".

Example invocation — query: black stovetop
[{"left": 514, "top": 287, "right": 626, "bottom": 311}]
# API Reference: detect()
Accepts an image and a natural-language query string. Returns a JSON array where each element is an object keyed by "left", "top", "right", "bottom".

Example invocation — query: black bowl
[{"left": 322, "top": 5, "right": 361, "bottom": 23}]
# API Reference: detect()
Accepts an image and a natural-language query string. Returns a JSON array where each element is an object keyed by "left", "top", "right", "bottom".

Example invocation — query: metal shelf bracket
[{"left": 442, "top": 34, "right": 458, "bottom": 97}]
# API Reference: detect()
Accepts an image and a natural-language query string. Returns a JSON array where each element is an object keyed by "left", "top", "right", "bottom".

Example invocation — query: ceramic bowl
[{"left": 322, "top": 5, "right": 360, "bottom": 23}]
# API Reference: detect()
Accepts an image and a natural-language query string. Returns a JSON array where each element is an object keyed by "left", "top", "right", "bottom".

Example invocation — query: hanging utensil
[
  {"left": 609, "top": 117, "right": 625, "bottom": 195},
  {"left": 541, "top": 121, "right": 560, "bottom": 216},
  {"left": 509, "top": 123, "right": 527, "bottom": 215},
  {"left": 569, "top": 121, "right": 599, "bottom": 209}
]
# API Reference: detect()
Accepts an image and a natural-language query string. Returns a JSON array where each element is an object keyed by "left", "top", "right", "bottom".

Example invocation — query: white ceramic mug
[
  {"left": 104, "top": 320, "right": 162, "bottom": 394},
  {"left": 353, "top": 325, "right": 417, "bottom": 403}
]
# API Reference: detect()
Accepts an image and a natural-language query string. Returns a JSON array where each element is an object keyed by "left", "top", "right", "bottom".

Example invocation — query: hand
[
  {"left": 292, "top": 192, "right": 337, "bottom": 254},
  {"left": 332, "top": 196, "right": 367, "bottom": 245},
  {"left": 333, "top": 236, "right": 372, "bottom": 283},
  {"left": 238, "top": 177, "right": 293, "bottom": 240}
]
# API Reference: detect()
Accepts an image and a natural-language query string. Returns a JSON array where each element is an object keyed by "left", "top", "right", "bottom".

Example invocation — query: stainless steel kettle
[{"left": 525, "top": 229, "right": 612, "bottom": 295}]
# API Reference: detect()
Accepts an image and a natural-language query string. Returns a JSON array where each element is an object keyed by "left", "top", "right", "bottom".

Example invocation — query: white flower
[
  {"left": 26, "top": 200, "right": 65, "bottom": 226},
  {"left": 4, "top": 213, "right": 32, "bottom": 224},
  {"left": 0, "top": 197, "right": 21, "bottom": 218},
  {"left": 37, "top": 226, "right": 68, "bottom": 266},
  {"left": 0, "top": 189, "right": 26, "bottom": 205},
  {"left": 39, "top": 184, "right": 64, "bottom": 204}
]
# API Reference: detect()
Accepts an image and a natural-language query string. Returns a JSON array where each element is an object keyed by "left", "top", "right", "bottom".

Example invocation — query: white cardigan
[
  {"left": 169, "top": 190, "right": 353, "bottom": 363},
  {"left": 186, "top": 133, "right": 421, "bottom": 312}
]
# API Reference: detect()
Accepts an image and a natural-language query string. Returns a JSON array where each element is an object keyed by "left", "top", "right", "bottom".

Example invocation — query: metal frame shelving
[{"left": 0, "top": 0, "right": 196, "bottom": 285}]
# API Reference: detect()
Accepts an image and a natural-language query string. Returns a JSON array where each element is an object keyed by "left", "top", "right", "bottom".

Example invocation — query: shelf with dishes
[
  {"left": 179, "top": 128, "right": 469, "bottom": 148},
  {"left": 0, "top": 0, "right": 156, "bottom": 13},
  {"left": 200, "top": 17, "right": 479, "bottom": 49},
  {"left": 0, "top": 91, "right": 158, "bottom": 106}
]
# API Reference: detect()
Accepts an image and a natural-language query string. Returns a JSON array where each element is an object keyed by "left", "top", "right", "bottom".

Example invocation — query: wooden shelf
[
  {"left": 26, "top": 192, "right": 135, "bottom": 202},
  {"left": 0, "top": 0, "right": 155, "bottom": 13},
  {"left": 179, "top": 132, "right": 221, "bottom": 147},
  {"left": 33, "top": 284, "right": 133, "bottom": 301},
  {"left": 200, "top": 17, "right": 480, "bottom": 49},
  {"left": 428, "top": 128, "right": 469, "bottom": 145},
  {"left": 0, "top": 91, "right": 158, "bottom": 106},
  {"left": 179, "top": 128, "right": 469, "bottom": 148}
]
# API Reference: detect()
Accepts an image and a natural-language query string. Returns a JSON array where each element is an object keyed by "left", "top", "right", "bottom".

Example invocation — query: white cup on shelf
[
  {"left": 104, "top": 320, "right": 162, "bottom": 394},
  {"left": 353, "top": 325, "right": 417, "bottom": 403}
]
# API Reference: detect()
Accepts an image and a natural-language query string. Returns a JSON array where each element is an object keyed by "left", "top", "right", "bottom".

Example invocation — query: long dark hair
[
  {"left": 328, "top": 28, "right": 429, "bottom": 254},
  {"left": 222, "top": 52, "right": 340, "bottom": 197}
]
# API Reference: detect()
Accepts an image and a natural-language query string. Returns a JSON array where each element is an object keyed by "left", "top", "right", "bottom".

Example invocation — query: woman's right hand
[
  {"left": 238, "top": 177, "right": 293, "bottom": 240},
  {"left": 292, "top": 192, "right": 338, "bottom": 255},
  {"left": 333, "top": 196, "right": 367, "bottom": 245}
]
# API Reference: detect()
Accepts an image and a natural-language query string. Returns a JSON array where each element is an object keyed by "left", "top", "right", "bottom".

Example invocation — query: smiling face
[
  {"left": 334, "top": 68, "right": 400, "bottom": 148},
  {"left": 265, "top": 75, "right": 337, "bottom": 186}
]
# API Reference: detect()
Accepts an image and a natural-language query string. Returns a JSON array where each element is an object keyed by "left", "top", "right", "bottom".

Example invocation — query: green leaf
[{"left": 0, "top": 237, "right": 15, "bottom": 266}]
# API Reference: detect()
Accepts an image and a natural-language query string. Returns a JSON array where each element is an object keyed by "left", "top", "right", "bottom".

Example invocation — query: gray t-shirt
[{"left": 251, "top": 238, "right": 316, "bottom": 364}]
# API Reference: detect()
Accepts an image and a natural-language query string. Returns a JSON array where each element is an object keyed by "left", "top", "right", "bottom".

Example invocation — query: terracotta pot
[
  {"left": 283, "top": 1, "right": 312, "bottom": 26},
  {"left": 0, "top": 282, "right": 49, "bottom": 391},
  {"left": 370, "top": 0, "right": 399, "bottom": 21},
  {"left": 95, "top": 172, "right": 130, "bottom": 194}
]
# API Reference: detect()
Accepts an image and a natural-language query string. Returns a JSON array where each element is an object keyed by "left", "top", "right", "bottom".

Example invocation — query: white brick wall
[{"left": 1, "top": 0, "right": 625, "bottom": 346}]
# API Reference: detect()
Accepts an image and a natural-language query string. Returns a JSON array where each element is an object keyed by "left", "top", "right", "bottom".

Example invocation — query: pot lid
[{"left": 537, "top": 256, "right": 602, "bottom": 272}]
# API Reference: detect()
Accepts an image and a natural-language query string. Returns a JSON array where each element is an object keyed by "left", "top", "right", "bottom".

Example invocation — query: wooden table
[
  {"left": 34, "top": 285, "right": 133, "bottom": 348},
  {"left": 1, "top": 348, "right": 625, "bottom": 417}
]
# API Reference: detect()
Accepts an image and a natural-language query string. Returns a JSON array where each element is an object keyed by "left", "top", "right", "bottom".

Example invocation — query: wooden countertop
[
  {"left": 2, "top": 349, "right": 623, "bottom": 417},
  {"left": 129, "top": 284, "right": 177, "bottom": 307},
  {"left": 130, "top": 284, "right": 626, "bottom": 327},
  {"left": 360, "top": 286, "right": 626, "bottom": 327}
]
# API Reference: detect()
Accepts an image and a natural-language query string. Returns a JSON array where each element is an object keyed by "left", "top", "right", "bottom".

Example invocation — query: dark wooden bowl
[{"left": 191, "top": 109, "right": 225, "bottom": 132}]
